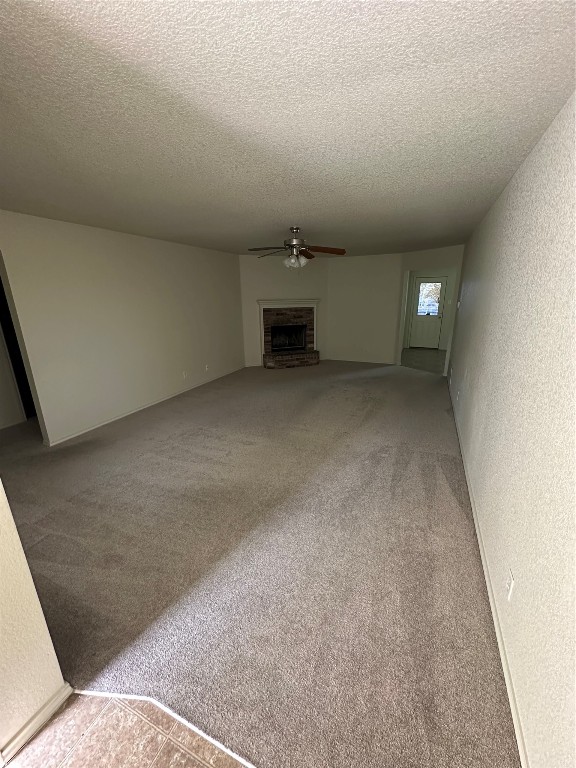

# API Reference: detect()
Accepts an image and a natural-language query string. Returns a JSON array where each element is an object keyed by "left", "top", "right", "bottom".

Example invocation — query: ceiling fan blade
[
  {"left": 248, "top": 246, "right": 284, "bottom": 251},
  {"left": 307, "top": 245, "right": 346, "bottom": 255},
  {"left": 299, "top": 249, "right": 316, "bottom": 259},
  {"left": 257, "top": 249, "right": 286, "bottom": 259}
]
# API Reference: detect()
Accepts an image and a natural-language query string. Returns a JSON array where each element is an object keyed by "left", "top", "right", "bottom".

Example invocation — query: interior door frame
[
  {"left": 0, "top": 250, "right": 47, "bottom": 442},
  {"left": 395, "top": 267, "right": 460, "bottom": 376},
  {"left": 406, "top": 275, "right": 447, "bottom": 348}
]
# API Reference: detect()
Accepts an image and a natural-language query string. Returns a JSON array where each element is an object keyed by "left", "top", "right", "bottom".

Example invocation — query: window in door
[{"left": 417, "top": 282, "right": 442, "bottom": 316}]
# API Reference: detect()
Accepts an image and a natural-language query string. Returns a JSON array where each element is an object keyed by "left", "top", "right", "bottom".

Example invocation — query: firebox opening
[{"left": 271, "top": 324, "right": 307, "bottom": 352}]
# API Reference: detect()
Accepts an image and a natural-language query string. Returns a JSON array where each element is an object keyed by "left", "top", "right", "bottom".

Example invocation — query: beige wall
[
  {"left": 240, "top": 253, "right": 330, "bottom": 368},
  {"left": 0, "top": 480, "right": 68, "bottom": 760},
  {"left": 0, "top": 210, "right": 244, "bottom": 445},
  {"left": 240, "top": 248, "right": 463, "bottom": 367},
  {"left": 450, "top": 95, "right": 575, "bottom": 768},
  {"left": 240, "top": 252, "right": 403, "bottom": 366},
  {"left": 0, "top": 327, "right": 25, "bottom": 430},
  {"left": 325, "top": 255, "right": 403, "bottom": 363}
]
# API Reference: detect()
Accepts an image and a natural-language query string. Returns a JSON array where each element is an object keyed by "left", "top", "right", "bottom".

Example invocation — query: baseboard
[
  {"left": 448, "top": 384, "right": 529, "bottom": 768},
  {"left": 44, "top": 365, "right": 245, "bottom": 447},
  {"left": 1, "top": 682, "right": 72, "bottom": 765},
  {"left": 74, "top": 689, "right": 256, "bottom": 768}
]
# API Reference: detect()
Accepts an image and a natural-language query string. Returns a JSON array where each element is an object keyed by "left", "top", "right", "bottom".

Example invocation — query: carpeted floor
[{"left": 0, "top": 362, "right": 519, "bottom": 768}]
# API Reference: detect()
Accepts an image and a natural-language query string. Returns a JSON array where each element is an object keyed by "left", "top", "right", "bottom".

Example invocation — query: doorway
[
  {"left": 397, "top": 269, "right": 457, "bottom": 376},
  {"left": 408, "top": 277, "right": 447, "bottom": 349},
  {"left": 0, "top": 272, "right": 36, "bottom": 420}
]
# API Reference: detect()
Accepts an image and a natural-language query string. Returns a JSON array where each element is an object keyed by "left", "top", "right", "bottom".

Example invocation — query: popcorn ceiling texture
[
  {"left": 450, "top": 95, "right": 575, "bottom": 768},
  {"left": 0, "top": 1, "right": 573, "bottom": 254}
]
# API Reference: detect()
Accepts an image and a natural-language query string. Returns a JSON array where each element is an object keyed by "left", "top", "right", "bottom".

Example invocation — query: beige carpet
[{"left": 0, "top": 362, "right": 519, "bottom": 768}]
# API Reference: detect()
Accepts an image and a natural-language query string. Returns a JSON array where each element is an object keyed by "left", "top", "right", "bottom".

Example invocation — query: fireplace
[
  {"left": 271, "top": 324, "right": 306, "bottom": 352},
  {"left": 259, "top": 302, "right": 320, "bottom": 368}
]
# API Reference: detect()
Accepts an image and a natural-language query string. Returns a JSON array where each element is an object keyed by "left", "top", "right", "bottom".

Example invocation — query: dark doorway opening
[{"left": 0, "top": 273, "right": 36, "bottom": 419}]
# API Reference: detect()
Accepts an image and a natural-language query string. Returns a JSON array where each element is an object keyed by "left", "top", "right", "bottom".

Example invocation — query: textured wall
[
  {"left": 0, "top": 210, "right": 245, "bottom": 445},
  {"left": 450, "top": 95, "right": 575, "bottom": 768},
  {"left": 0, "top": 479, "right": 65, "bottom": 752},
  {"left": 0, "top": 325, "right": 24, "bottom": 429}
]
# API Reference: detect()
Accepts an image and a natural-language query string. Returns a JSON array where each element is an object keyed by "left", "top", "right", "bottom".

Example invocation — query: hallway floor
[
  {"left": 401, "top": 347, "right": 446, "bottom": 375},
  {"left": 0, "top": 362, "right": 519, "bottom": 768},
  {"left": 10, "top": 692, "right": 245, "bottom": 768}
]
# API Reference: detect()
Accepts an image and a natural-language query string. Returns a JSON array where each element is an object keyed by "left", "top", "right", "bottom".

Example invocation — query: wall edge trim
[
  {"left": 449, "top": 383, "right": 529, "bottom": 768},
  {"left": 1, "top": 682, "right": 72, "bottom": 764}
]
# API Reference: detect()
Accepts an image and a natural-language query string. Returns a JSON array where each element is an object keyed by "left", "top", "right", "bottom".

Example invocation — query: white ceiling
[{"left": 0, "top": 1, "right": 573, "bottom": 255}]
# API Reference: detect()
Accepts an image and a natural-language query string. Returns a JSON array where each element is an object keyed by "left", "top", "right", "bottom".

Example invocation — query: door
[{"left": 409, "top": 277, "right": 446, "bottom": 348}]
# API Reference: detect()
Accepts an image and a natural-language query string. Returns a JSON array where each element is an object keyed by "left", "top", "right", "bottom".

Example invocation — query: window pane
[{"left": 417, "top": 282, "right": 441, "bottom": 315}]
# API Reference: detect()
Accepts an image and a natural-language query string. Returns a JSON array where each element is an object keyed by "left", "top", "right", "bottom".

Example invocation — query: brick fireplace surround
[{"left": 262, "top": 306, "right": 320, "bottom": 368}]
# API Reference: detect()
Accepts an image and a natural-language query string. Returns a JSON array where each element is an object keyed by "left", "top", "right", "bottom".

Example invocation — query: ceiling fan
[{"left": 248, "top": 227, "right": 346, "bottom": 269}]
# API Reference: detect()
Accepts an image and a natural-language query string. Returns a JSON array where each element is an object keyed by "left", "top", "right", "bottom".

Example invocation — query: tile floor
[
  {"left": 8, "top": 693, "right": 246, "bottom": 768},
  {"left": 401, "top": 347, "right": 446, "bottom": 375}
]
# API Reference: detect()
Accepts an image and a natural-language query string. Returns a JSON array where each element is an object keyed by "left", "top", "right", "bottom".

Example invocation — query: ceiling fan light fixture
[
  {"left": 283, "top": 252, "right": 309, "bottom": 268},
  {"left": 253, "top": 227, "right": 346, "bottom": 267}
]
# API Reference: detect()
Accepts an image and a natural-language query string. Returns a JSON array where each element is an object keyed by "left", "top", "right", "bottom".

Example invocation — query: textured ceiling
[{"left": 0, "top": 1, "right": 573, "bottom": 255}]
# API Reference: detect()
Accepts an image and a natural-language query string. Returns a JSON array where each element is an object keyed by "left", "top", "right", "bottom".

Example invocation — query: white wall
[
  {"left": 240, "top": 253, "right": 330, "bottom": 367},
  {"left": 0, "top": 327, "right": 25, "bottom": 430},
  {"left": 450, "top": 95, "right": 575, "bottom": 768},
  {"left": 240, "top": 252, "right": 403, "bottom": 366},
  {"left": 240, "top": 247, "right": 463, "bottom": 367},
  {"left": 0, "top": 210, "right": 244, "bottom": 445},
  {"left": 325, "top": 255, "right": 403, "bottom": 363},
  {"left": 402, "top": 244, "right": 463, "bottom": 272},
  {"left": 0, "top": 480, "right": 69, "bottom": 761}
]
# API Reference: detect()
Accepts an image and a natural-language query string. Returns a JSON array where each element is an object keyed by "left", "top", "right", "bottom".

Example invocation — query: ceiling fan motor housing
[
  {"left": 285, "top": 225, "right": 305, "bottom": 253},
  {"left": 249, "top": 226, "right": 345, "bottom": 263},
  {"left": 285, "top": 238, "right": 305, "bottom": 256}
]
